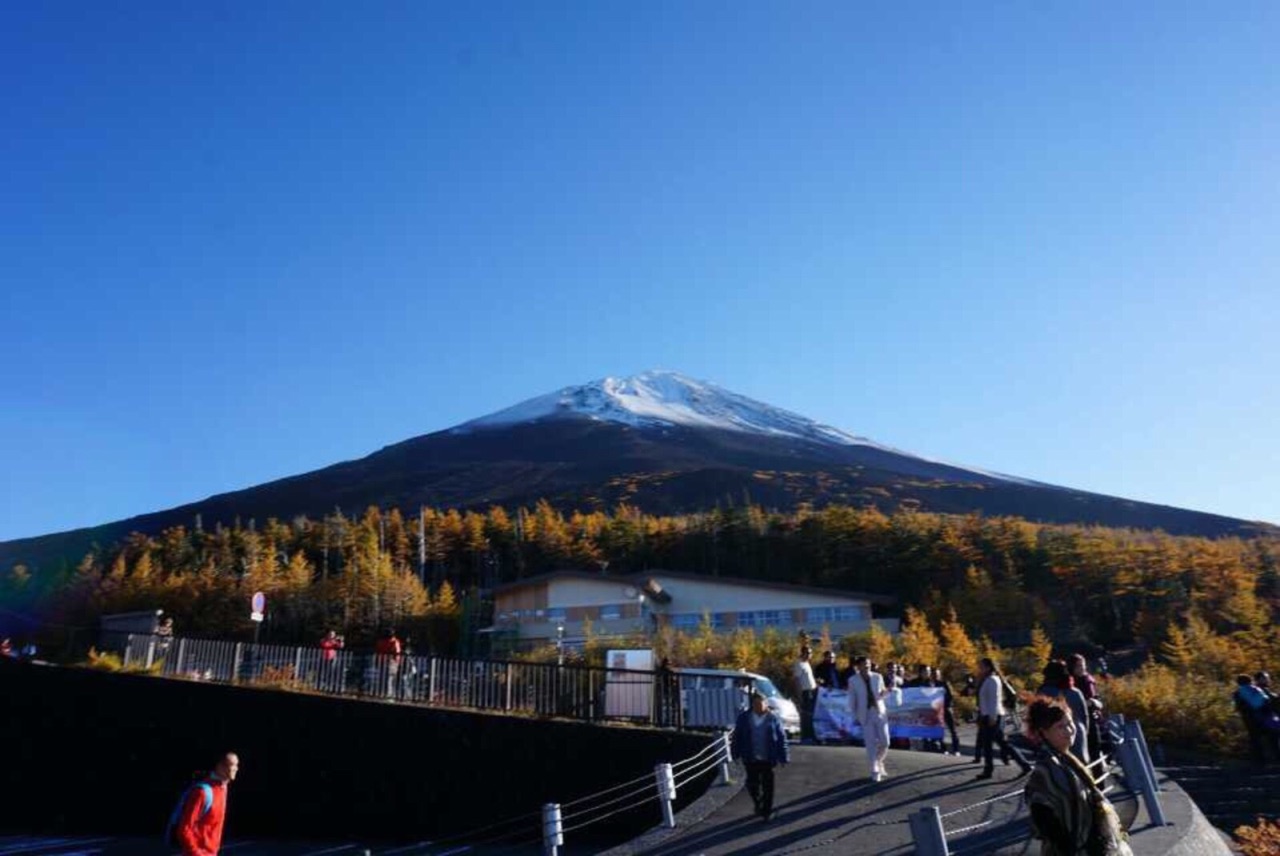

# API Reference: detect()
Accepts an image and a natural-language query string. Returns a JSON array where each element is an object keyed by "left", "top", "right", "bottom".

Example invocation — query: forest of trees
[{"left": 3, "top": 500, "right": 1276, "bottom": 661}]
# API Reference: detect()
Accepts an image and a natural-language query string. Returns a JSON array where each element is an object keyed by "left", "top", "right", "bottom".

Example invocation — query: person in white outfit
[
  {"left": 849, "top": 655, "right": 891, "bottom": 781},
  {"left": 793, "top": 646, "right": 818, "bottom": 743}
]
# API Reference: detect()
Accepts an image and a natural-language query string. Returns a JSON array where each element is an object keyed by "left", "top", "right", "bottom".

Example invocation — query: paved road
[{"left": 626, "top": 742, "right": 1065, "bottom": 856}]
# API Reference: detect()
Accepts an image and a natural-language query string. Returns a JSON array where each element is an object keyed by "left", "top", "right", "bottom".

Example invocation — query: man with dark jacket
[
  {"left": 731, "top": 690, "right": 790, "bottom": 822},
  {"left": 814, "top": 650, "right": 842, "bottom": 690}
]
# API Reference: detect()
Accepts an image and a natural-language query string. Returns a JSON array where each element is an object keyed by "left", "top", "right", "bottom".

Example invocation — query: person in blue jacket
[{"left": 731, "top": 689, "right": 790, "bottom": 822}]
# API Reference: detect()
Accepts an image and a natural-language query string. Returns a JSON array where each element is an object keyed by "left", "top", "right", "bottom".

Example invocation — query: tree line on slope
[{"left": 1, "top": 499, "right": 1276, "bottom": 659}]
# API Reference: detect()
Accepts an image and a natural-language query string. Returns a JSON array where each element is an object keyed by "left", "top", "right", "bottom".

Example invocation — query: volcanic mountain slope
[{"left": 1, "top": 371, "right": 1271, "bottom": 571}]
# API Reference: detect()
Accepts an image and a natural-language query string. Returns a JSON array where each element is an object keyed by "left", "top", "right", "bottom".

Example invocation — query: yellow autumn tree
[{"left": 898, "top": 606, "right": 940, "bottom": 669}]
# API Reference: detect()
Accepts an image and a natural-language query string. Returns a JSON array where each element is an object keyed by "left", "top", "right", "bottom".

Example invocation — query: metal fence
[{"left": 111, "top": 633, "right": 675, "bottom": 726}]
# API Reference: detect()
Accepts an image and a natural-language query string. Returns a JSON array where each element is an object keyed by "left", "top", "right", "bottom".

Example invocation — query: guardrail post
[
  {"left": 145, "top": 635, "right": 157, "bottom": 669},
  {"left": 1128, "top": 719, "right": 1160, "bottom": 791},
  {"left": 122, "top": 634, "right": 134, "bottom": 669},
  {"left": 542, "top": 802, "right": 562, "bottom": 856},
  {"left": 908, "top": 806, "right": 949, "bottom": 856},
  {"left": 656, "top": 762, "right": 677, "bottom": 828},
  {"left": 427, "top": 656, "right": 438, "bottom": 703},
  {"left": 232, "top": 643, "right": 244, "bottom": 683},
  {"left": 175, "top": 638, "right": 186, "bottom": 675},
  {"left": 718, "top": 731, "right": 733, "bottom": 785},
  {"left": 1123, "top": 720, "right": 1167, "bottom": 826}
]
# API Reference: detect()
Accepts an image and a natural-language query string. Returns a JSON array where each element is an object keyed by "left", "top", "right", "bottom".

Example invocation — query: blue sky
[{"left": 2, "top": 2, "right": 1278, "bottom": 542}]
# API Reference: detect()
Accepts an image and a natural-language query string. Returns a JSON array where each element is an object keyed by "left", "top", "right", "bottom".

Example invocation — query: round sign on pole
[{"left": 251, "top": 591, "right": 266, "bottom": 614}]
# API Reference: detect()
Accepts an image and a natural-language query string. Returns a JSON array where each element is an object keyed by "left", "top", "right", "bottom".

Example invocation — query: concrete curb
[{"left": 1126, "top": 773, "right": 1234, "bottom": 856}]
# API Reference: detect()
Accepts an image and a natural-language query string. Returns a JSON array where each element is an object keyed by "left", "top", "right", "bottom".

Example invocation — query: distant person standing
[
  {"left": 976, "top": 657, "right": 1032, "bottom": 780},
  {"left": 814, "top": 650, "right": 842, "bottom": 690},
  {"left": 849, "top": 656, "right": 891, "bottom": 782},
  {"left": 656, "top": 657, "right": 682, "bottom": 728},
  {"left": 319, "top": 629, "right": 344, "bottom": 691},
  {"left": 794, "top": 646, "right": 818, "bottom": 744},
  {"left": 374, "top": 628, "right": 403, "bottom": 697},
  {"left": 1234, "top": 674, "right": 1280, "bottom": 765},
  {"left": 1068, "top": 654, "right": 1103, "bottom": 759},
  {"left": 168, "top": 752, "right": 240, "bottom": 856},
  {"left": 731, "top": 690, "right": 789, "bottom": 822},
  {"left": 155, "top": 615, "right": 175, "bottom": 657},
  {"left": 1037, "top": 660, "right": 1091, "bottom": 765}
]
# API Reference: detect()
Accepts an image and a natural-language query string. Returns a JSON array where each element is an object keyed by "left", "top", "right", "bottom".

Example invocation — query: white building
[{"left": 489, "top": 569, "right": 897, "bottom": 648}]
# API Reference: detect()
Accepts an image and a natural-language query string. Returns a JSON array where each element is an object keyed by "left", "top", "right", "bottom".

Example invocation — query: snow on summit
[
  {"left": 460, "top": 370, "right": 888, "bottom": 448},
  {"left": 457, "top": 370, "right": 1037, "bottom": 486}
]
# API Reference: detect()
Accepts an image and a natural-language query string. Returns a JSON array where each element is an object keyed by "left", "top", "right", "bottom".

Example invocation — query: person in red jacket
[{"left": 174, "top": 752, "right": 239, "bottom": 856}]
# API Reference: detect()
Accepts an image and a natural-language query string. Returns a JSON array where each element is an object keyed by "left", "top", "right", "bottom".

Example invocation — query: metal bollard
[
  {"left": 908, "top": 805, "right": 949, "bottom": 856},
  {"left": 718, "top": 731, "right": 733, "bottom": 785},
  {"left": 542, "top": 802, "right": 563, "bottom": 856},
  {"left": 656, "top": 762, "right": 677, "bottom": 828}
]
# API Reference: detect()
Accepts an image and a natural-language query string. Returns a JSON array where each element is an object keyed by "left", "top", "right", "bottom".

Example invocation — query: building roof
[{"left": 491, "top": 568, "right": 896, "bottom": 606}]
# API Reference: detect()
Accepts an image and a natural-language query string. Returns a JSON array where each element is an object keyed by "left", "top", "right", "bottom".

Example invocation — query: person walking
[
  {"left": 1024, "top": 698, "right": 1132, "bottom": 855},
  {"left": 849, "top": 656, "right": 892, "bottom": 782},
  {"left": 976, "top": 657, "right": 1032, "bottom": 779},
  {"left": 731, "top": 690, "right": 790, "bottom": 822},
  {"left": 794, "top": 646, "right": 818, "bottom": 744},
  {"left": 168, "top": 752, "right": 240, "bottom": 856}
]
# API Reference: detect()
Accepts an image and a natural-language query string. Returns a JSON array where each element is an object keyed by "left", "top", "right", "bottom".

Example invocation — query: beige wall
[{"left": 494, "top": 573, "right": 890, "bottom": 642}]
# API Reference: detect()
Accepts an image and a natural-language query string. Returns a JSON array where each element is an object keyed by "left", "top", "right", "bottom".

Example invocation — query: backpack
[{"left": 164, "top": 781, "right": 214, "bottom": 847}]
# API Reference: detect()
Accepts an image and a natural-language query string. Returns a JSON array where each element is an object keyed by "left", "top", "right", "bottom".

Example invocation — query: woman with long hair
[{"left": 1023, "top": 697, "right": 1131, "bottom": 856}]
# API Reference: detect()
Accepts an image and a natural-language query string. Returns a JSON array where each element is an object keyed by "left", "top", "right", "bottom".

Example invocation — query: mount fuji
[{"left": 0, "top": 371, "right": 1269, "bottom": 570}]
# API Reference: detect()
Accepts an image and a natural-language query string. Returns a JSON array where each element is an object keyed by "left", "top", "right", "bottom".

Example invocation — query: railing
[
  {"left": 909, "top": 752, "right": 1118, "bottom": 856},
  {"left": 112, "top": 632, "right": 679, "bottom": 728},
  {"left": 908, "top": 715, "right": 1167, "bottom": 856},
  {"left": 405, "top": 731, "right": 734, "bottom": 855}
]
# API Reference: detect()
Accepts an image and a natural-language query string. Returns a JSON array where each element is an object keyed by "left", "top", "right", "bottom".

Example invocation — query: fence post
[
  {"left": 506, "top": 663, "right": 514, "bottom": 712},
  {"left": 123, "top": 634, "right": 134, "bottom": 669},
  {"left": 1128, "top": 719, "right": 1160, "bottom": 792},
  {"left": 428, "top": 656, "right": 438, "bottom": 704},
  {"left": 908, "top": 806, "right": 949, "bottom": 856},
  {"left": 718, "top": 731, "right": 733, "bottom": 785},
  {"left": 655, "top": 762, "right": 677, "bottom": 829},
  {"left": 1124, "top": 720, "right": 1167, "bottom": 826},
  {"left": 175, "top": 638, "right": 186, "bottom": 675},
  {"left": 294, "top": 646, "right": 303, "bottom": 685},
  {"left": 145, "top": 635, "right": 157, "bottom": 669},
  {"left": 542, "top": 802, "right": 562, "bottom": 856},
  {"left": 232, "top": 643, "right": 244, "bottom": 683}
]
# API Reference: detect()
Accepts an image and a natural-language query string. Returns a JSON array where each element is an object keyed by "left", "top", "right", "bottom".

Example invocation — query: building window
[
  {"left": 805, "top": 605, "right": 864, "bottom": 624},
  {"left": 669, "top": 613, "right": 701, "bottom": 630},
  {"left": 599, "top": 604, "right": 623, "bottom": 621},
  {"left": 739, "top": 610, "right": 794, "bottom": 628}
]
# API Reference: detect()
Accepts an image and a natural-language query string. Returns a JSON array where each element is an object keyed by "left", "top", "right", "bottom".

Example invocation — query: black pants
[
  {"left": 944, "top": 708, "right": 961, "bottom": 753},
  {"left": 978, "top": 715, "right": 1030, "bottom": 773},
  {"left": 744, "top": 761, "right": 776, "bottom": 818},
  {"left": 800, "top": 690, "right": 817, "bottom": 741}
]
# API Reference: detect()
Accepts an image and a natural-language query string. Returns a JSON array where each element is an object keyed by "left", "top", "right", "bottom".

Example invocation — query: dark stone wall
[{"left": 0, "top": 663, "right": 710, "bottom": 848}]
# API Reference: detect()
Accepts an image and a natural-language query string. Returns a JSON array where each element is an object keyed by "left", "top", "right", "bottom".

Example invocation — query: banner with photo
[{"left": 813, "top": 686, "right": 945, "bottom": 741}]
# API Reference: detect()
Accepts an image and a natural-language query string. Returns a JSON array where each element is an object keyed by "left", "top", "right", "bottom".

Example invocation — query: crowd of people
[{"left": 728, "top": 642, "right": 1135, "bottom": 853}]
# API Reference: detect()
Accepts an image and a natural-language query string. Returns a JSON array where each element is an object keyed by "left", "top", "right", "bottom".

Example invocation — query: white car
[{"left": 677, "top": 667, "right": 802, "bottom": 737}]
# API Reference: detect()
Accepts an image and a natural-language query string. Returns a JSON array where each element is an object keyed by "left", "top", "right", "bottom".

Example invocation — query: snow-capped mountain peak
[{"left": 459, "top": 370, "right": 885, "bottom": 448}]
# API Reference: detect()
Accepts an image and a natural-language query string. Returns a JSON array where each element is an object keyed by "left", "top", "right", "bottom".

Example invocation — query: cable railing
[
  {"left": 388, "top": 733, "right": 733, "bottom": 855},
  {"left": 909, "top": 737, "right": 1156, "bottom": 856}
]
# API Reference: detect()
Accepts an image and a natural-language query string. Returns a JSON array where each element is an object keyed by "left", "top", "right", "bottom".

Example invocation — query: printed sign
[{"left": 814, "top": 686, "right": 945, "bottom": 741}]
